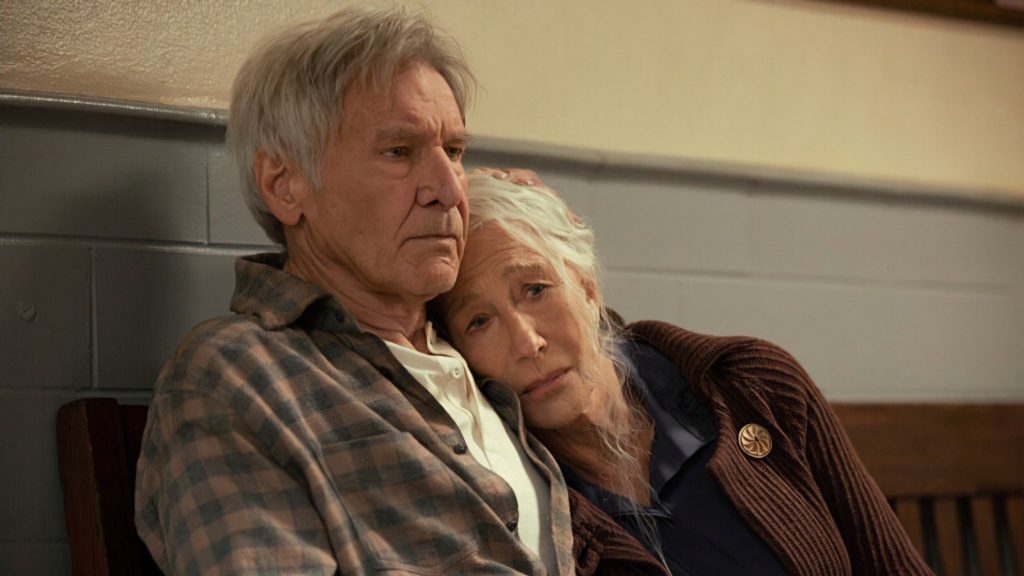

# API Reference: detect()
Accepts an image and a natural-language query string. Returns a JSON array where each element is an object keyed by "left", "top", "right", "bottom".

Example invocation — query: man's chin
[{"left": 410, "top": 262, "right": 460, "bottom": 298}]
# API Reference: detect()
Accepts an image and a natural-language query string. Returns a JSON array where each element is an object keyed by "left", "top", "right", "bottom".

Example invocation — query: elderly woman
[{"left": 433, "top": 172, "right": 933, "bottom": 576}]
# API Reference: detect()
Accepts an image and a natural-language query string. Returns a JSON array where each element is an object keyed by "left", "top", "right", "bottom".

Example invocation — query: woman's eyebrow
[
  {"left": 500, "top": 261, "right": 547, "bottom": 280},
  {"left": 444, "top": 261, "right": 547, "bottom": 319}
]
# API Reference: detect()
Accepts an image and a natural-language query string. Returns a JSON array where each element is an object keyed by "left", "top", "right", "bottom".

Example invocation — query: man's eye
[
  {"left": 445, "top": 146, "right": 465, "bottom": 161},
  {"left": 383, "top": 147, "right": 411, "bottom": 158}
]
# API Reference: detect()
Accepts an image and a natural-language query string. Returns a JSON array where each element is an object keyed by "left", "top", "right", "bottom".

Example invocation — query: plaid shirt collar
[{"left": 229, "top": 252, "right": 363, "bottom": 333}]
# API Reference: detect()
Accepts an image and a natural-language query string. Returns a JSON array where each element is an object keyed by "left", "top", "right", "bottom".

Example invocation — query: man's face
[{"left": 294, "top": 61, "right": 469, "bottom": 303}]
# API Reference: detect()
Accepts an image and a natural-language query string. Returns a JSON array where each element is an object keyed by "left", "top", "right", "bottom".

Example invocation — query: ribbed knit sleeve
[
  {"left": 792, "top": 352, "right": 934, "bottom": 575},
  {"left": 568, "top": 489, "right": 671, "bottom": 576}
]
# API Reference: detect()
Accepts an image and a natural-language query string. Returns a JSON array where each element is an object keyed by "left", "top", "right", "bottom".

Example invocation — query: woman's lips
[{"left": 522, "top": 368, "right": 570, "bottom": 399}]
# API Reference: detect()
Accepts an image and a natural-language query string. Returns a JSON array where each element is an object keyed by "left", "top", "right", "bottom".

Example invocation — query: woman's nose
[{"left": 509, "top": 314, "right": 545, "bottom": 359}]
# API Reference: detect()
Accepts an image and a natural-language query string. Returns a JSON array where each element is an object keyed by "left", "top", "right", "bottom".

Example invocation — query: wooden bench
[
  {"left": 57, "top": 399, "right": 159, "bottom": 576},
  {"left": 833, "top": 403, "right": 1024, "bottom": 576},
  {"left": 57, "top": 398, "right": 1024, "bottom": 575}
]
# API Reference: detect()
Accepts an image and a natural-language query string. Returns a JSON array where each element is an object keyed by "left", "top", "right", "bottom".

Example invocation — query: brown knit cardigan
[{"left": 569, "top": 320, "right": 933, "bottom": 576}]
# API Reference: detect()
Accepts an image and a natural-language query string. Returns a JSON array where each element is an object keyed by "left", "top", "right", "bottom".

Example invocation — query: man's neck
[{"left": 283, "top": 251, "right": 432, "bottom": 353}]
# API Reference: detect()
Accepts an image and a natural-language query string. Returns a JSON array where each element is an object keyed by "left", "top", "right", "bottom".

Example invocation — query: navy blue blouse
[{"left": 560, "top": 342, "right": 789, "bottom": 576}]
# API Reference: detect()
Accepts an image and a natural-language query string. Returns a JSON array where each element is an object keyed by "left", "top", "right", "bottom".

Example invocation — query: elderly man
[{"left": 134, "top": 6, "right": 574, "bottom": 575}]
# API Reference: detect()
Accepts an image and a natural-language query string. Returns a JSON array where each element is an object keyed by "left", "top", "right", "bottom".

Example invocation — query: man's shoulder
[
  {"left": 177, "top": 313, "right": 277, "bottom": 353},
  {"left": 155, "top": 312, "right": 314, "bottom": 393}
]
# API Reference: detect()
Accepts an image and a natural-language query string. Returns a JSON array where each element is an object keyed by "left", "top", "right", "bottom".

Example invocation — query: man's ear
[{"left": 254, "top": 150, "right": 307, "bottom": 227}]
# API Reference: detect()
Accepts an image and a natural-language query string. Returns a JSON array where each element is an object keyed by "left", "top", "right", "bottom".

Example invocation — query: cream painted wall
[{"left": 2, "top": 0, "right": 1023, "bottom": 197}]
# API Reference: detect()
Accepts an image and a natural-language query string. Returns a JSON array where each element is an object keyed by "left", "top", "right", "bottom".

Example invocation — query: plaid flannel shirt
[{"left": 135, "top": 253, "right": 575, "bottom": 575}]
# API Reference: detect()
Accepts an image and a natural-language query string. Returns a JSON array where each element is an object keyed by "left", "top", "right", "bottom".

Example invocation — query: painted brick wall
[{"left": 2, "top": 102, "right": 1022, "bottom": 573}]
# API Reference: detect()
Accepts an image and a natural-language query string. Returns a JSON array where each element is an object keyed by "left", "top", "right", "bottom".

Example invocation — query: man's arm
[
  {"left": 134, "top": 317, "right": 348, "bottom": 575},
  {"left": 136, "top": 388, "right": 339, "bottom": 575}
]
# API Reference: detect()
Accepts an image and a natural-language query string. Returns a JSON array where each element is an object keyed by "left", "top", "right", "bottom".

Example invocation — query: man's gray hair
[{"left": 227, "top": 4, "right": 476, "bottom": 246}]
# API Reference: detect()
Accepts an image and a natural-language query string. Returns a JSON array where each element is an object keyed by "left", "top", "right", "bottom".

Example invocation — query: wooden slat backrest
[
  {"left": 832, "top": 403, "right": 1024, "bottom": 496},
  {"left": 894, "top": 499, "right": 926, "bottom": 555},
  {"left": 1008, "top": 497, "right": 1024, "bottom": 570},
  {"left": 971, "top": 498, "right": 1001, "bottom": 576},
  {"left": 934, "top": 498, "right": 965, "bottom": 576},
  {"left": 833, "top": 403, "right": 1024, "bottom": 576},
  {"left": 56, "top": 397, "right": 1022, "bottom": 575},
  {"left": 57, "top": 398, "right": 159, "bottom": 576}
]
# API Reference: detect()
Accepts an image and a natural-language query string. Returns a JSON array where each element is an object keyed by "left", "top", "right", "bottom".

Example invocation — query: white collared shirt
[{"left": 384, "top": 323, "right": 557, "bottom": 574}]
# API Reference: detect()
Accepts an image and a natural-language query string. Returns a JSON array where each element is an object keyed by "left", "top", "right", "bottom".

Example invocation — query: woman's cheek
[
  {"left": 470, "top": 338, "right": 502, "bottom": 379},
  {"left": 460, "top": 340, "right": 488, "bottom": 375}
]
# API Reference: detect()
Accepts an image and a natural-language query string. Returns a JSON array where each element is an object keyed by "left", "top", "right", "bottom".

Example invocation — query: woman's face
[{"left": 441, "top": 223, "right": 599, "bottom": 430}]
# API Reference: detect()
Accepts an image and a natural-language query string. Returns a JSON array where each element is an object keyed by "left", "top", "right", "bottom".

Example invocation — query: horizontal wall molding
[
  {"left": 4, "top": 88, "right": 1023, "bottom": 212},
  {"left": 0, "top": 90, "right": 226, "bottom": 126},
  {"left": 0, "top": 234, "right": 273, "bottom": 255}
]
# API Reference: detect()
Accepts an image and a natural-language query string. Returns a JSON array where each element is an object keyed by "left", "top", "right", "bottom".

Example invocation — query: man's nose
[
  {"left": 416, "top": 147, "right": 465, "bottom": 209},
  {"left": 510, "top": 313, "right": 546, "bottom": 359}
]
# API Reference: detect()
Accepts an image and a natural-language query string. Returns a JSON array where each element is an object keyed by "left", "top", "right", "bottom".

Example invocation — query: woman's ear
[
  {"left": 254, "top": 150, "right": 308, "bottom": 226},
  {"left": 581, "top": 275, "right": 601, "bottom": 312}
]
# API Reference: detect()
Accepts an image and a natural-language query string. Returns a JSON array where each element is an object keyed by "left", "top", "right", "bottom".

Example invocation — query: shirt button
[
  {"left": 505, "top": 520, "right": 518, "bottom": 532},
  {"left": 453, "top": 443, "right": 468, "bottom": 455},
  {"left": 452, "top": 367, "right": 462, "bottom": 378}
]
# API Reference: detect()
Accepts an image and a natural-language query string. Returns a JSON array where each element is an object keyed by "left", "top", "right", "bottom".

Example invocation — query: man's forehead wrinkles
[
  {"left": 373, "top": 118, "right": 465, "bottom": 143},
  {"left": 374, "top": 125, "right": 423, "bottom": 142}
]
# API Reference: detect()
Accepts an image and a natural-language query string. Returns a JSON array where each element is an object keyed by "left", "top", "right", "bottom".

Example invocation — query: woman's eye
[
  {"left": 465, "top": 315, "right": 490, "bottom": 333},
  {"left": 525, "top": 284, "right": 548, "bottom": 299}
]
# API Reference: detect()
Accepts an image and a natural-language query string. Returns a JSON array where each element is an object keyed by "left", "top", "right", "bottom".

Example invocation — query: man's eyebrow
[{"left": 373, "top": 126, "right": 469, "bottom": 143}]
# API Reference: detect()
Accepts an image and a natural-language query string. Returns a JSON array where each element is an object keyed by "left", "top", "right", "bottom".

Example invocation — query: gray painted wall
[{"left": 2, "top": 101, "right": 1022, "bottom": 573}]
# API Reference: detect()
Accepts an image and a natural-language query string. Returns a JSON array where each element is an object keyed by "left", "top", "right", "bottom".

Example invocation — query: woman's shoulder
[
  {"left": 625, "top": 319, "right": 823, "bottom": 456},
  {"left": 624, "top": 319, "right": 817, "bottom": 399}
]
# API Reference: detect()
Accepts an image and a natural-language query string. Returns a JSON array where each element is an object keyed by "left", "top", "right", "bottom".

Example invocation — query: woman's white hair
[
  {"left": 458, "top": 173, "right": 660, "bottom": 553},
  {"left": 459, "top": 173, "right": 608, "bottom": 360},
  {"left": 227, "top": 4, "right": 475, "bottom": 246}
]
